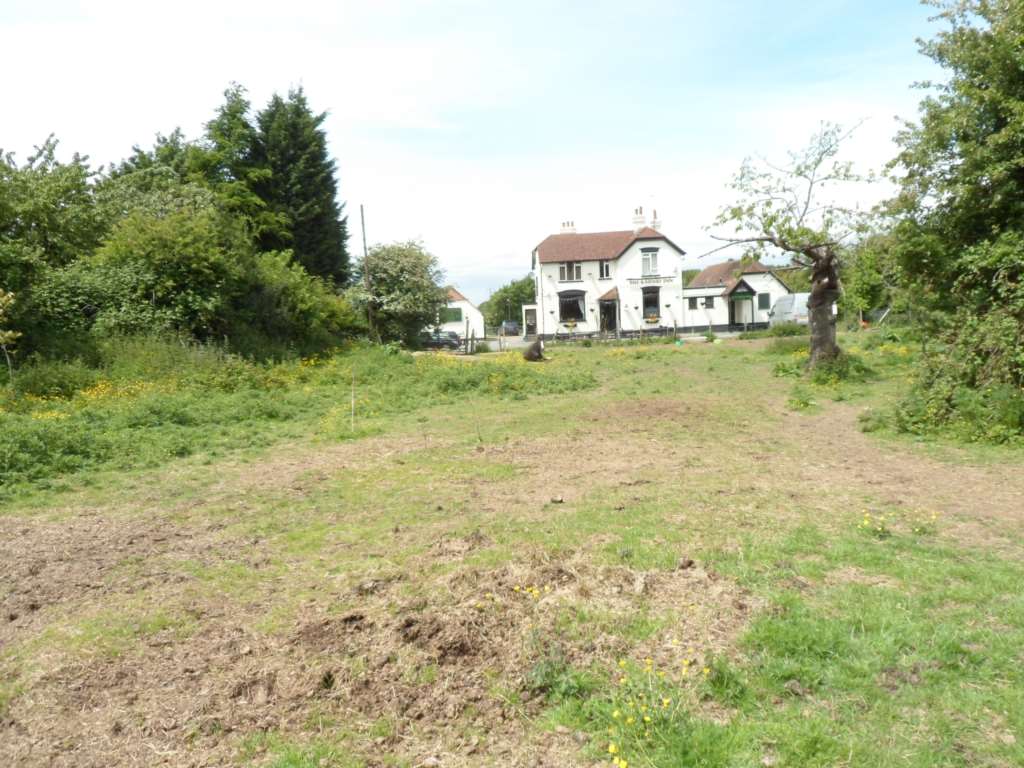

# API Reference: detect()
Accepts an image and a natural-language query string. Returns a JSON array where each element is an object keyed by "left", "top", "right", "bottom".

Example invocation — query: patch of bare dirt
[
  {"left": 187, "top": 433, "right": 451, "bottom": 506},
  {"left": 792, "top": 404, "right": 1024, "bottom": 551},
  {"left": 825, "top": 566, "right": 902, "bottom": 590},
  {"left": 0, "top": 512, "right": 231, "bottom": 648},
  {"left": 1, "top": 549, "right": 757, "bottom": 768}
]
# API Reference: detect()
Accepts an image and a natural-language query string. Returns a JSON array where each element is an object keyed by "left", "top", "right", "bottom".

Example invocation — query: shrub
[
  {"left": 739, "top": 322, "right": 808, "bottom": 340},
  {"left": 231, "top": 250, "right": 364, "bottom": 354},
  {"left": 769, "top": 322, "right": 807, "bottom": 337},
  {"left": 766, "top": 337, "right": 808, "bottom": 356},
  {"left": 8, "top": 357, "right": 99, "bottom": 398},
  {"left": 807, "top": 352, "right": 872, "bottom": 385},
  {"left": 773, "top": 358, "right": 804, "bottom": 378},
  {"left": 475, "top": 340, "right": 492, "bottom": 353},
  {"left": 93, "top": 207, "right": 252, "bottom": 337}
]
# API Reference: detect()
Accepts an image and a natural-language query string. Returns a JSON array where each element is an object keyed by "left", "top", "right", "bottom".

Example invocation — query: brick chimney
[
  {"left": 650, "top": 209, "right": 661, "bottom": 231},
  {"left": 560, "top": 220, "right": 576, "bottom": 234}
]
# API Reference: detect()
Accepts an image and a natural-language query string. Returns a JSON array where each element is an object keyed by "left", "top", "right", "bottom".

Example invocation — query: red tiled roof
[
  {"left": 535, "top": 227, "right": 682, "bottom": 264},
  {"left": 687, "top": 259, "right": 771, "bottom": 289},
  {"left": 446, "top": 286, "right": 469, "bottom": 303},
  {"left": 598, "top": 286, "right": 619, "bottom": 301}
]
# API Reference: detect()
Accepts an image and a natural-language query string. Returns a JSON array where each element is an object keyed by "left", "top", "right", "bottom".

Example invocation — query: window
[
  {"left": 559, "top": 262, "right": 582, "bottom": 281},
  {"left": 688, "top": 297, "right": 698, "bottom": 310},
  {"left": 440, "top": 307, "right": 462, "bottom": 323},
  {"left": 642, "top": 287, "right": 660, "bottom": 319},
  {"left": 641, "top": 248, "right": 659, "bottom": 276},
  {"left": 703, "top": 296, "right": 715, "bottom": 309},
  {"left": 558, "top": 290, "right": 586, "bottom": 322},
  {"left": 599, "top": 260, "right": 611, "bottom": 279},
  {"left": 758, "top": 292, "right": 771, "bottom": 310}
]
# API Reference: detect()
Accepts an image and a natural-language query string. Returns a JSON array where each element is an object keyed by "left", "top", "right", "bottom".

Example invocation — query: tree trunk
[{"left": 807, "top": 247, "right": 841, "bottom": 367}]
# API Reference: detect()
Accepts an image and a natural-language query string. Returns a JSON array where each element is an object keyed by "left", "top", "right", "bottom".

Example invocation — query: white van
[{"left": 769, "top": 293, "right": 837, "bottom": 326}]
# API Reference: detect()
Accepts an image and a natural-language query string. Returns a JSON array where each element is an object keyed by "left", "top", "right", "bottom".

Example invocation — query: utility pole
[{"left": 360, "top": 204, "right": 378, "bottom": 343}]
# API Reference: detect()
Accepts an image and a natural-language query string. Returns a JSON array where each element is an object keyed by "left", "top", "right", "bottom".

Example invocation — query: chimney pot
[{"left": 631, "top": 206, "right": 647, "bottom": 233}]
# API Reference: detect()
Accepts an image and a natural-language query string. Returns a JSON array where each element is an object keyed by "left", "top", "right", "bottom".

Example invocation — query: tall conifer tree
[{"left": 254, "top": 88, "right": 349, "bottom": 284}]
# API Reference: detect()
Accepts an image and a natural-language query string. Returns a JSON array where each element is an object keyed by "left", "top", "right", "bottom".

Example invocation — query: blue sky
[{"left": 1, "top": 1, "right": 940, "bottom": 302}]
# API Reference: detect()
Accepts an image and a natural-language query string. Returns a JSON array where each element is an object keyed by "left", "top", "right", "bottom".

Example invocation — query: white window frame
[
  {"left": 599, "top": 260, "right": 611, "bottom": 279},
  {"left": 559, "top": 262, "right": 582, "bottom": 282},
  {"left": 641, "top": 250, "right": 659, "bottom": 276}
]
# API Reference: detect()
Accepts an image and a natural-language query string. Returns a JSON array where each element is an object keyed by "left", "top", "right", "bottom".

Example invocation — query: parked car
[
  {"left": 769, "top": 293, "right": 836, "bottom": 326},
  {"left": 418, "top": 331, "right": 460, "bottom": 350},
  {"left": 500, "top": 320, "right": 520, "bottom": 335}
]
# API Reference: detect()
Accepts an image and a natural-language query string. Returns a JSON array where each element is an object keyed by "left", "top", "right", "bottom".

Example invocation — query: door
[
  {"left": 524, "top": 308, "right": 537, "bottom": 336},
  {"left": 599, "top": 301, "right": 617, "bottom": 332}
]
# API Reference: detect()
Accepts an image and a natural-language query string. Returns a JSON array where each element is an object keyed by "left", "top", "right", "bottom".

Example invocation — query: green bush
[
  {"left": 773, "top": 358, "right": 804, "bottom": 378},
  {"left": 93, "top": 207, "right": 252, "bottom": 337},
  {"left": 769, "top": 322, "right": 808, "bottom": 338},
  {"left": 739, "top": 322, "right": 807, "bottom": 341},
  {"left": 8, "top": 357, "right": 99, "bottom": 398},
  {"left": 475, "top": 341, "right": 492, "bottom": 353},
  {"left": 766, "top": 337, "right": 808, "bottom": 356},
  {"left": 230, "top": 250, "right": 364, "bottom": 355},
  {"left": 807, "top": 352, "right": 872, "bottom": 385}
]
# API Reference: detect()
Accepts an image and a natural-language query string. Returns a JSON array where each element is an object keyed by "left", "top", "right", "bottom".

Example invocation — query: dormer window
[
  {"left": 641, "top": 248, "right": 659, "bottom": 276},
  {"left": 599, "top": 260, "right": 611, "bottom": 279},
  {"left": 559, "top": 262, "right": 582, "bottom": 281}
]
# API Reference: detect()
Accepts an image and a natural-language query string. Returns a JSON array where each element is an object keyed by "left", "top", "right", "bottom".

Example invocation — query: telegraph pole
[{"left": 360, "top": 204, "right": 378, "bottom": 342}]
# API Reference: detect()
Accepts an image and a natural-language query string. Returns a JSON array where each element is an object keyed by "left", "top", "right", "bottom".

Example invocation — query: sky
[{"left": 1, "top": 0, "right": 941, "bottom": 303}]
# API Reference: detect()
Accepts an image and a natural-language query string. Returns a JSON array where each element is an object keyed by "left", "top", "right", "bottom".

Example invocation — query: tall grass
[{"left": 0, "top": 338, "right": 595, "bottom": 495}]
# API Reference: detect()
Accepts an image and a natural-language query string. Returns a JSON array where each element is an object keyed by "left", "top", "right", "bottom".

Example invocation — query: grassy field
[{"left": 1, "top": 334, "right": 1022, "bottom": 767}]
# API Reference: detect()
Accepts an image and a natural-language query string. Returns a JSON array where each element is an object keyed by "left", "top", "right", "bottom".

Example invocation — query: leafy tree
[
  {"left": 480, "top": 276, "right": 535, "bottom": 328},
  {"left": 349, "top": 241, "right": 446, "bottom": 344},
  {"left": 0, "top": 288, "right": 19, "bottom": 383},
  {"left": 839, "top": 234, "right": 895, "bottom": 324},
  {"left": 774, "top": 265, "right": 812, "bottom": 293},
  {"left": 680, "top": 268, "right": 701, "bottom": 288},
  {"left": 233, "top": 250, "right": 363, "bottom": 353},
  {"left": 93, "top": 206, "right": 253, "bottom": 337},
  {"left": 196, "top": 84, "right": 286, "bottom": 242},
  {"left": 109, "top": 128, "right": 202, "bottom": 182},
  {"left": 887, "top": 0, "right": 1024, "bottom": 438},
  {"left": 18, "top": 260, "right": 175, "bottom": 358},
  {"left": 1, "top": 137, "right": 104, "bottom": 291},
  {"left": 253, "top": 87, "right": 350, "bottom": 284},
  {"left": 709, "top": 124, "right": 869, "bottom": 366}
]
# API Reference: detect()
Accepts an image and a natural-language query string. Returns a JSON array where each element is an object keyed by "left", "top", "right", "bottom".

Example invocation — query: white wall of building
[
  {"left": 438, "top": 299, "right": 485, "bottom": 339},
  {"left": 680, "top": 271, "right": 790, "bottom": 330},
  {"left": 533, "top": 237, "right": 686, "bottom": 336},
  {"left": 680, "top": 287, "right": 731, "bottom": 328}
]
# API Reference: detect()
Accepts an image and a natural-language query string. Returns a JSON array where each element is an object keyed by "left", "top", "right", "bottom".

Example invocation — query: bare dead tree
[{"left": 705, "top": 124, "right": 870, "bottom": 366}]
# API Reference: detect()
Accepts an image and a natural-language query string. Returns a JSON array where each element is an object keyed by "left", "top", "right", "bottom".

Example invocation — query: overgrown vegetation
[
  {"left": 0, "top": 340, "right": 595, "bottom": 495},
  {"left": 737, "top": 322, "right": 807, "bottom": 340},
  {"left": 882, "top": 0, "right": 1024, "bottom": 441}
]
